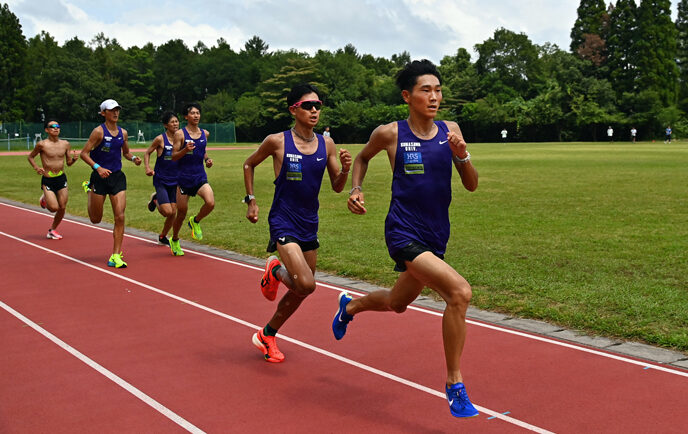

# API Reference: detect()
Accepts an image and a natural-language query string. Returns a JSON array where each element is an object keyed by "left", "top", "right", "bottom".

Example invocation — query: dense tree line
[{"left": 2, "top": 1, "right": 688, "bottom": 142}]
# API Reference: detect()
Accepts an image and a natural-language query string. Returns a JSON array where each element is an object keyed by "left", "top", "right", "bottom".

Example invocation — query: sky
[{"left": 5, "top": 0, "right": 679, "bottom": 63}]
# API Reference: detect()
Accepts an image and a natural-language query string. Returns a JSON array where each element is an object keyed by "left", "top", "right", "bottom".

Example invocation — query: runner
[
  {"left": 243, "top": 83, "right": 351, "bottom": 363},
  {"left": 332, "top": 60, "right": 480, "bottom": 418},
  {"left": 143, "top": 111, "right": 180, "bottom": 246},
  {"left": 80, "top": 99, "right": 142, "bottom": 268},
  {"left": 27, "top": 120, "right": 79, "bottom": 239},
  {"left": 169, "top": 103, "right": 214, "bottom": 256}
]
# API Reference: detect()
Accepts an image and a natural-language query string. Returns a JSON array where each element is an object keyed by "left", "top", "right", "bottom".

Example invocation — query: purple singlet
[
  {"left": 385, "top": 120, "right": 453, "bottom": 256},
  {"left": 268, "top": 131, "right": 327, "bottom": 242},
  {"left": 92, "top": 124, "right": 124, "bottom": 172}
]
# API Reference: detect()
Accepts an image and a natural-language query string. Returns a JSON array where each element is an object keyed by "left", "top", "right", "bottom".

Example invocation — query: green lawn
[{"left": 4, "top": 141, "right": 687, "bottom": 352}]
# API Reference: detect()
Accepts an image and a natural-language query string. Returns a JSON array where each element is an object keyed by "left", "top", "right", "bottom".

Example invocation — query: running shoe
[
  {"left": 46, "top": 229, "right": 63, "bottom": 240},
  {"left": 188, "top": 215, "right": 203, "bottom": 240},
  {"left": 332, "top": 292, "right": 354, "bottom": 340},
  {"left": 445, "top": 383, "right": 479, "bottom": 418},
  {"left": 147, "top": 192, "right": 157, "bottom": 212},
  {"left": 39, "top": 194, "right": 46, "bottom": 209},
  {"left": 170, "top": 238, "right": 184, "bottom": 256},
  {"left": 260, "top": 255, "right": 281, "bottom": 301},
  {"left": 252, "top": 329, "right": 285, "bottom": 363},
  {"left": 107, "top": 252, "right": 127, "bottom": 268},
  {"left": 158, "top": 235, "right": 170, "bottom": 246},
  {"left": 81, "top": 180, "right": 91, "bottom": 193}
]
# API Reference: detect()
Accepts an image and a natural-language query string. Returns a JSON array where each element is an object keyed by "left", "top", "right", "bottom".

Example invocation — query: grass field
[{"left": 3, "top": 141, "right": 687, "bottom": 352}]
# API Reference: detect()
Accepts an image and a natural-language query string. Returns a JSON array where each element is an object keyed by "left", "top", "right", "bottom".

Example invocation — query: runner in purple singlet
[
  {"left": 332, "top": 60, "right": 481, "bottom": 418},
  {"left": 243, "top": 83, "right": 352, "bottom": 363}
]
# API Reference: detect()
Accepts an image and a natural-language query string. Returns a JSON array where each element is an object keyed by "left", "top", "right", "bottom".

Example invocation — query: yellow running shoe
[
  {"left": 170, "top": 238, "right": 184, "bottom": 256},
  {"left": 188, "top": 215, "right": 203, "bottom": 240},
  {"left": 107, "top": 252, "right": 127, "bottom": 268}
]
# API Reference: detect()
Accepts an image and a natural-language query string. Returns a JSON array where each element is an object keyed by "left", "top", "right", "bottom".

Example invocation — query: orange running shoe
[
  {"left": 260, "top": 255, "right": 281, "bottom": 301},
  {"left": 252, "top": 329, "right": 285, "bottom": 363}
]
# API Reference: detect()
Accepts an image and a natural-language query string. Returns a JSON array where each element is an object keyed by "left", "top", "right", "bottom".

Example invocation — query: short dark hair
[
  {"left": 287, "top": 83, "right": 321, "bottom": 107},
  {"left": 44, "top": 120, "right": 59, "bottom": 128},
  {"left": 161, "top": 111, "right": 178, "bottom": 124},
  {"left": 395, "top": 59, "right": 442, "bottom": 92},
  {"left": 182, "top": 103, "right": 201, "bottom": 115}
]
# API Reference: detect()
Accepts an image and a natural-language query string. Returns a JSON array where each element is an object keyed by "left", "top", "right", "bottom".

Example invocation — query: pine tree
[
  {"left": 607, "top": 0, "right": 639, "bottom": 96},
  {"left": 0, "top": 3, "right": 27, "bottom": 121},
  {"left": 570, "top": 0, "right": 608, "bottom": 54},
  {"left": 676, "top": 0, "right": 688, "bottom": 107},
  {"left": 635, "top": 0, "right": 679, "bottom": 106}
]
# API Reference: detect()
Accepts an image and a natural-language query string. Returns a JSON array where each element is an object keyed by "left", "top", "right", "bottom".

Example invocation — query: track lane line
[
  {"left": 3, "top": 201, "right": 686, "bottom": 379},
  {"left": 1, "top": 228, "right": 554, "bottom": 433},
  {"left": 0, "top": 300, "right": 205, "bottom": 434}
]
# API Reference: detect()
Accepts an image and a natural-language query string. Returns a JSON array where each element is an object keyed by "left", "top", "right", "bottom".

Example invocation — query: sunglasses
[
  {"left": 290, "top": 100, "right": 323, "bottom": 110},
  {"left": 48, "top": 124, "right": 60, "bottom": 129}
]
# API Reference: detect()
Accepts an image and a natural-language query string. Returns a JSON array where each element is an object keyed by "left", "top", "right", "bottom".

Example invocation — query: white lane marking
[
  {"left": 4, "top": 201, "right": 688, "bottom": 378},
  {"left": 0, "top": 229, "right": 552, "bottom": 433},
  {"left": 0, "top": 300, "right": 204, "bottom": 434}
]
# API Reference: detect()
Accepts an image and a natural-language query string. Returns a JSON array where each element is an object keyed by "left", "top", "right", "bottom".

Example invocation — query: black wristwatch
[{"left": 243, "top": 194, "right": 255, "bottom": 204}]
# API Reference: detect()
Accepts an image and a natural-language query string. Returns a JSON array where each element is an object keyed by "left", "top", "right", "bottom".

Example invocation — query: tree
[
  {"left": 474, "top": 28, "right": 541, "bottom": 100},
  {"left": 635, "top": 0, "right": 679, "bottom": 106},
  {"left": 607, "top": 0, "right": 638, "bottom": 96},
  {"left": 0, "top": 3, "right": 27, "bottom": 121},
  {"left": 676, "top": 0, "right": 688, "bottom": 110},
  {"left": 570, "top": 0, "right": 608, "bottom": 54}
]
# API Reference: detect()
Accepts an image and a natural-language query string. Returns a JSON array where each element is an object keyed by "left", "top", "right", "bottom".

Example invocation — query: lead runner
[{"left": 331, "top": 60, "right": 480, "bottom": 418}]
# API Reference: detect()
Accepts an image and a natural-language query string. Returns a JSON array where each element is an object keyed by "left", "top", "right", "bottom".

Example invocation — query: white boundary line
[
  {"left": 4, "top": 201, "right": 685, "bottom": 379},
  {"left": 0, "top": 229, "right": 553, "bottom": 433},
  {"left": 0, "top": 299, "right": 204, "bottom": 434}
]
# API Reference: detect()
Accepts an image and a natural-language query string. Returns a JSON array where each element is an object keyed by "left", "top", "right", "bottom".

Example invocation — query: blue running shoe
[
  {"left": 445, "top": 383, "right": 479, "bottom": 418},
  {"left": 332, "top": 292, "right": 354, "bottom": 340}
]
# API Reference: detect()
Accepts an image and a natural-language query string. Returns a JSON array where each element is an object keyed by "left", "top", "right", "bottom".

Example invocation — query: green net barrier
[{"left": 1, "top": 121, "right": 236, "bottom": 147}]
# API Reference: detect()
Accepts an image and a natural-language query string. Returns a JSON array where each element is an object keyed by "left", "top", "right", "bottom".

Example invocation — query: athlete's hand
[
  {"left": 35, "top": 167, "right": 45, "bottom": 176},
  {"left": 339, "top": 148, "right": 352, "bottom": 173},
  {"left": 447, "top": 131, "right": 468, "bottom": 158},
  {"left": 246, "top": 202, "right": 259, "bottom": 223},
  {"left": 205, "top": 158, "right": 213, "bottom": 168},
  {"left": 133, "top": 156, "right": 142, "bottom": 166},
  {"left": 97, "top": 167, "right": 112, "bottom": 178},
  {"left": 184, "top": 140, "right": 196, "bottom": 153},
  {"left": 145, "top": 167, "right": 154, "bottom": 176},
  {"left": 347, "top": 191, "right": 367, "bottom": 215}
]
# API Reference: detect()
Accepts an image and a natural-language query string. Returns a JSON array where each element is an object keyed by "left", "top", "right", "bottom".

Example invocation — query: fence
[{"left": 1, "top": 121, "right": 236, "bottom": 150}]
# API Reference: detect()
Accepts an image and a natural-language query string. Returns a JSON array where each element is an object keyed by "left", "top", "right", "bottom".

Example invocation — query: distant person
[
  {"left": 243, "top": 83, "right": 351, "bottom": 363},
  {"left": 27, "top": 120, "right": 79, "bottom": 239},
  {"left": 333, "top": 60, "right": 480, "bottom": 418},
  {"left": 143, "top": 111, "right": 180, "bottom": 246},
  {"left": 665, "top": 126, "right": 672, "bottom": 143},
  {"left": 630, "top": 127, "right": 637, "bottom": 143},
  {"left": 607, "top": 126, "right": 614, "bottom": 142},
  {"left": 169, "top": 103, "right": 215, "bottom": 256},
  {"left": 323, "top": 126, "right": 331, "bottom": 138},
  {"left": 80, "top": 99, "right": 142, "bottom": 268},
  {"left": 500, "top": 128, "right": 507, "bottom": 143}
]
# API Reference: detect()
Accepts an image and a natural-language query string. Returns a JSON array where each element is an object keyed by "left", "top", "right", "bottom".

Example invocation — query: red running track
[{"left": 1, "top": 201, "right": 687, "bottom": 433}]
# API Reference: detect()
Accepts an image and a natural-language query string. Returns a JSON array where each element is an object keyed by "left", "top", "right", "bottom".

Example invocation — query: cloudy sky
[{"left": 5, "top": 0, "right": 678, "bottom": 63}]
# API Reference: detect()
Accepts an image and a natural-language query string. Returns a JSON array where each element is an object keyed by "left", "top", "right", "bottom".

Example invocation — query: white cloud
[{"left": 5, "top": 0, "right": 606, "bottom": 62}]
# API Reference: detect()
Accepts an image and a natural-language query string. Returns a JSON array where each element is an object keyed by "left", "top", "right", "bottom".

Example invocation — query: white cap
[{"left": 100, "top": 99, "right": 121, "bottom": 111}]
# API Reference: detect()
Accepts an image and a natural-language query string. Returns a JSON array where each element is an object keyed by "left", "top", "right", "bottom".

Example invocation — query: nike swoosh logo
[
  {"left": 439, "top": 140, "right": 448, "bottom": 144},
  {"left": 317, "top": 157, "right": 324, "bottom": 161},
  {"left": 449, "top": 399, "right": 454, "bottom": 405},
  {"left": 278, "top": 237, "right": 286, "bottom": 242}
]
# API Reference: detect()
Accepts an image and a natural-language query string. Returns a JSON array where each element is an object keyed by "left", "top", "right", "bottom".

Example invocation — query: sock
[
  {"left": 194, "top": 216, "right": 199, "bottom": 223},
  {"left": 271, "top": 264, "right": 282, "bottom": 279},
  {"left": 263, "top": 324, "right": 278, "bottom": 337}
]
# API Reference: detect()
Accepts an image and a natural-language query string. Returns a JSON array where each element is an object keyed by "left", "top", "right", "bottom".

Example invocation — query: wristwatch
[
  {"left": 455, "top": 152, "right": 471, "bottom": 163},
  {"left": 243, "top": 194, "right": 255, "bottom": 204}
]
